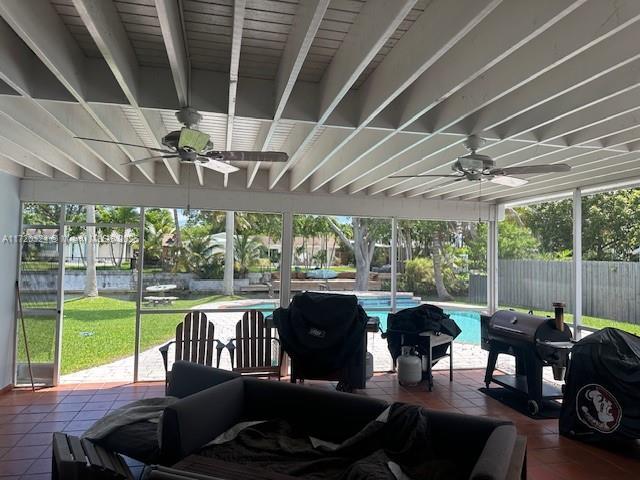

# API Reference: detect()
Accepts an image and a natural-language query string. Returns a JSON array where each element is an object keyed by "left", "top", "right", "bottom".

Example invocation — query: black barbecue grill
[{"left": 481, "top": 309, "right": 573, "bottom": 415}]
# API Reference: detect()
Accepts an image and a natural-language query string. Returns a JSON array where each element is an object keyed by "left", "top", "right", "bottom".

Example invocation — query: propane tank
[
  {"left": 365, "top": 352, "right": 374, "bottom": 380},
  {"left": 397, "top": 346, "right": 422, "bottom": 386}
]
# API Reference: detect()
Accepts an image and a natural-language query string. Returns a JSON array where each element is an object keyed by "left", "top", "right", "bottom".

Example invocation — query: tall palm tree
[{"left": 234, "top": 234, "right": 262, "bottom": 278}]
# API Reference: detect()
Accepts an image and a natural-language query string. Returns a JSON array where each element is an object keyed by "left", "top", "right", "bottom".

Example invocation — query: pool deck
[{"left": 60, "top": 295, "right": 534, "bottom": 384}]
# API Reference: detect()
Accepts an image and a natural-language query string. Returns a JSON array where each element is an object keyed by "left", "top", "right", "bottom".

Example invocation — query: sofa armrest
[
  {"left": 426, "top": 410, "right": 514, "bottom": 478},
  {"left": 161, "top": 378, "right": 245, "bottom": 464},
  {"left": 470, "top": 424, "right": 517, "bottom": 480},
  {"left": 242, "top": 378, "right": 388, "bottom": 442},
  {"left": 167, "top": 362, "right": 241, "bottom": 398}
]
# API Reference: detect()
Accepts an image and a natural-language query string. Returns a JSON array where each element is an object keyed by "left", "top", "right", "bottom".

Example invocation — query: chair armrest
[
  {"left": 159, "top": 341, "right": 175, "bottom": 373},
  {"left": 161, "top": 378, "right": 245, "bottom": 464},
  {"left": 470, "top": 424, "right": 517, "bottom": 480}
]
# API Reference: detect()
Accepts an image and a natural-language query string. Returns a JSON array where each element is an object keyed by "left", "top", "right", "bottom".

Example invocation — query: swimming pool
[{"left": 243, "top": 300, "right": 481, "bottom": 345}]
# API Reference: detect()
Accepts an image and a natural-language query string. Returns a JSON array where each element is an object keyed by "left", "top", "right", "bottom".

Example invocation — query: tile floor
[{"left": 1, "top": 370, "right": 639, "bottom": 479}]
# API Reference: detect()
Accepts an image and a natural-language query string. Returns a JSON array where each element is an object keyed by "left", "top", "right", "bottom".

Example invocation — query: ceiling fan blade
[
  {"left": 122, "top": 155, "right": 178, "bottom": 166},
  {"left": 490, "top": 176, "right": 528, "bottom": 187},
  {"left": 75, "top": 136, "right": 174, "bottom": 154},
  {"left": 207, "top": 151, "right": 288, "bottom": 162},
  {"left": 198, "top": 159, "right": 240, "bottom": 174},
  {"left": 492, "top": 164, "right": 571, "bottom": 176},
  {"left": 388, "top": 174, "right": 464, "bottom": 178}
]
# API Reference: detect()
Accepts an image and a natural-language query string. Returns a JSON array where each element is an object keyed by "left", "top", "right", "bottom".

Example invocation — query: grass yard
[
  {"left": 18, "top": 294, "right": 240, "bottom": 374},
  {"left": 503, "top": 306, "right": 640, "bottom": 336}
]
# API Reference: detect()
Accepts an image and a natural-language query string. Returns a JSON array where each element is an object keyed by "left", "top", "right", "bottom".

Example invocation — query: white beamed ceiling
[{"left": 1, "top": 0, "right": 640, "bottom": 204}]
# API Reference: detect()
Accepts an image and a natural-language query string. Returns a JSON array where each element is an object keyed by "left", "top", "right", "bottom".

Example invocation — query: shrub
[{"left": 404, "top": 257, "right": 435, "bottom": 295}]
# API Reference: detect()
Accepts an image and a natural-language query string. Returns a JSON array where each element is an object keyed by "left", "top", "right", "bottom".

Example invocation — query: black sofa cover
[{"left": 158, "top": 362, "right": 521, "bottom": 480}]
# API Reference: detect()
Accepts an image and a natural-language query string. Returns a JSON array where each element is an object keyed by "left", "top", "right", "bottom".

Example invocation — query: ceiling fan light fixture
[{"left": 456, "top": 156, "right": 485, "bottom": 172}]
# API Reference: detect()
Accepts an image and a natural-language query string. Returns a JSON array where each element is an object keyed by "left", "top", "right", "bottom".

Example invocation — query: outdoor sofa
[{"left": 65, "top": 361, "right": 526, "bottom": 480}]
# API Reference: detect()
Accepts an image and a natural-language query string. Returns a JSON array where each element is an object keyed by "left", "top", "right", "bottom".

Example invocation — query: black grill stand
[{"left": 484, "top": 343, "right": 563, "bottom": 415}]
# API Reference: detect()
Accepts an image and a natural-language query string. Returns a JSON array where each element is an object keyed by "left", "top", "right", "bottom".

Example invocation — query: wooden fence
[{"left": 469, "top": 260, "right": 640, "bottom": 325}]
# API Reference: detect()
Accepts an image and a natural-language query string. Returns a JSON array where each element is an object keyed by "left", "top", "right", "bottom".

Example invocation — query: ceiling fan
[
  {"left": 75, "top": 107, "right": 288, "bottom": 175},
  {"left": 390, "top": 135, "right": 571, "bottom": 187}
]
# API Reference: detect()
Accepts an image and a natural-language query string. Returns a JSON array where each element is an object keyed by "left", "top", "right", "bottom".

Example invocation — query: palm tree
[{"left": 234, "top": 234, "right": 262, "bottom": 278}]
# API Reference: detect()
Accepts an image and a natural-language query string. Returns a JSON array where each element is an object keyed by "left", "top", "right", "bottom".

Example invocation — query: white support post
[
  {"left": 280, "top": 212, "right": 293, "bottom": 308},
  {"left": 487, "top": 219, "right": 498, "bottom": 313},
  {"left": 391, "top": 217, "right": 398, "bottom": 313},
  {"left": 53, "top": 205, "right": 66, "bottom": 386},
  {"left": 572, "top": 188, "right": 582, "bottom": 339},
  {"left": 133, "top": 208, "right": 145, "bottom": 383}
]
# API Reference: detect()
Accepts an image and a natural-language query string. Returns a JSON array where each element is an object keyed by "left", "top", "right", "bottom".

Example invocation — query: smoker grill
[{"left": 481, "top": 310, "right": 573, "bottom": 415}]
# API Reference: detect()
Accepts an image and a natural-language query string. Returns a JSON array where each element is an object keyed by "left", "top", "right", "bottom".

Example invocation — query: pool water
[{"left": 246, "top": 300, "right": 481, "bottom": 345}]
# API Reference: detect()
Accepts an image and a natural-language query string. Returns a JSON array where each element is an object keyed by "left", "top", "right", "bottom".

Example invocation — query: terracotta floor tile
[
  {"left": 21, "top": 473, "right": 52, "bottom": 480},
  {"left": 41, "top": 412, "right": 76, "bottom": 423},
  {"left": 16, "top": 433, "right": 53, "bottom": 447},
  {"left": 0, "top": 369, "right": 638, "bottom": 480},
  {"left": 1, "top": 445, "right": 49, "bottom": 461},
  {"left": 0, "top": 424, "right": 35, "bottom": 435},
  {"left": 73, "top": 410, "right": 108, "bottom": 421},
  {"left": 0, "top": 459, "right": 34, "bottom": 476},
  {"left": 27, "top": 422, "right": 68, "bottom": 434},
  {"left": 10, "top": 414, "right": 47, "bottom": 425},
  {"left": 0, "top": 434, "right": 23, "bottom": 448},
  {"left": 24, "top": 457, "right": 52, "bottom": 474},
  {"left": 49, "top": 403, "right": 84, "bottom": 413}
]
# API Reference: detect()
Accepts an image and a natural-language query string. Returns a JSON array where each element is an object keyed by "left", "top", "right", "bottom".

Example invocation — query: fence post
[{"left": 572, "top": 188, "right": 582, "bottom": 339}]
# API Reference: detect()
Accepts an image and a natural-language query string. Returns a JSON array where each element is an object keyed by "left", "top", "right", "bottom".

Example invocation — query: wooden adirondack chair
[
  {"left": 228, "top": 310, "right": 282, "bottom": 379},
  {"left": 159, "top": 311, "right": 225, "bottom": 390}
]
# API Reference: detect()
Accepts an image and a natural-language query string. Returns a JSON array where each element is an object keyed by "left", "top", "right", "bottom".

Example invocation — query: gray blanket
[
  {"left": 82, "top": 396, "right": 177, "bottom": 442},
  {"left": 199, "top": 403, "right": 463, "bottom": 480}
]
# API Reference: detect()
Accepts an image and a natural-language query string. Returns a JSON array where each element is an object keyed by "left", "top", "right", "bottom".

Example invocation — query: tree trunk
[
  {"left": 223, "top": 211, "right": 235, "bottom": 295},
  {"left": 85, "top": 205, "right": 99, "bottom": 297},
  {"left": 354, "top": 219, "right": 371, "bottom": 292},
  {"left": 432, "top": 237, "right": 453, "bottom": 301},
  {"left": 173, "top": 209, "right": 182, "bottom": 247}
]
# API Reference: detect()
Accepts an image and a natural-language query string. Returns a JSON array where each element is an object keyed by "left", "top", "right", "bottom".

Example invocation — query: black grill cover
[
  {"left": 384, "top": 304, "right": 461, "bottom": 362},
  {"left": 273, "top": 292, "right": 368, "bottom": 378},
  {"left": 560, "top": 328, "right": 640, "bottom": 441}
]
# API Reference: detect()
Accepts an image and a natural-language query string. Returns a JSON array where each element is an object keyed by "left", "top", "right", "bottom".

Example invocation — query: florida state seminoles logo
[{"left": 576, "top": 384, "right": 622, "bottom": 433}]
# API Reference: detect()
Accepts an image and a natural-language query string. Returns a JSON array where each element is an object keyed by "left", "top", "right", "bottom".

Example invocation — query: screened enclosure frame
[{"left": 15, "top": 198, "right": 496, "bottom": 386}]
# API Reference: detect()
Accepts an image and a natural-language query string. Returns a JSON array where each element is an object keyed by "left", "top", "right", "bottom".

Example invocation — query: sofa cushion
[
  {"left": 97, "top": 420, "right": 161, "bottom": 464},
  {"left": 162, "top": 377, "right": 245, "bottom": 462},
  {"left": 242, "top": 378, "right": 388, "bottom": 442}
]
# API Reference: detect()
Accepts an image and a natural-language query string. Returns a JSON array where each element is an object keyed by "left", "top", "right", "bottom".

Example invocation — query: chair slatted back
[
  {"left": 174, "top": 311, "right": 216, "bottom": 366},
  {"left": 235, "top": 310, "right": 277, "bottom": 372}
]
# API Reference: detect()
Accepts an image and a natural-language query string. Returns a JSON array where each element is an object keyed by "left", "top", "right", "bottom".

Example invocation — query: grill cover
[
  {"left": 384, "top": 304, "right": 461, "bottom": 362},
  {"left": 273, "top": 292, "right": 368, "bottom": 378},
  {"left": 560, "top": 328, "right": 640, "bottom": 440}
]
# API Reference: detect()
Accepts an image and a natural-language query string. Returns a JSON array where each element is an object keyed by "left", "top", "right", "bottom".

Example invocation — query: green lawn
[
  {"left": 18, "top": 293, "right": 639, "bottom": 376},
  {"left": 18, "top": 294, "right": 240, "bottom": 374},
  {"left": 502, "top": 306, "right": 640, "bottom": 336}
]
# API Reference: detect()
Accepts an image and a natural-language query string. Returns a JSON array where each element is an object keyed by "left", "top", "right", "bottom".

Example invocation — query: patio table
[{"left": 146, "top": 284, "right": 177, "bottom": 295}]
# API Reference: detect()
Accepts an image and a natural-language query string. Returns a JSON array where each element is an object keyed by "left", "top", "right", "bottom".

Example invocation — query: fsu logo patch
[{"left": 576, "top": 384, "right": 622, "bottom": 434}]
